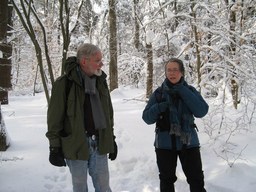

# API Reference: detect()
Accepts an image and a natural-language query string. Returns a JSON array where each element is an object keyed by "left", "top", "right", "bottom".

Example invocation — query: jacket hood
[
  {"left": 65, "top": 56, "right": 78, "bottom": 76},
  {"left": 64, "top": 56, "right": 83, "bottom": 86}
]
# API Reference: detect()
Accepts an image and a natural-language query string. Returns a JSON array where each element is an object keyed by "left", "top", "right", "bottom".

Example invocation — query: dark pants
[{"left": 155, "top": 147, "right": 206, "bottom": 192}]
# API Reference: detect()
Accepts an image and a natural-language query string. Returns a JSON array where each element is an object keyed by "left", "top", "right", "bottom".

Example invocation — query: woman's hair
[
  {"left": 76, "top": 43, "right": 101, "bottom": 63},
  {"left": 165, "top": 58, "right": 185, "bottom": 76}
]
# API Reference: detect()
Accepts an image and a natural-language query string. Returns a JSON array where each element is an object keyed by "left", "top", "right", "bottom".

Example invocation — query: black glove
[
  {"left": 109, "top": 139, "right": 118, "bottom": 161},
  {"left": 49, "top": 147, "right": 66, "bottom": 167},
  {"left": 158, "top": 101, "right": 169, "bottom": 113}
]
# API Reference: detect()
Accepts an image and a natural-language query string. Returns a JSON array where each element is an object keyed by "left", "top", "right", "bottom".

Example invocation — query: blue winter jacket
[{"left": 142, "top": 78, "right": 209, "bottom": 150}]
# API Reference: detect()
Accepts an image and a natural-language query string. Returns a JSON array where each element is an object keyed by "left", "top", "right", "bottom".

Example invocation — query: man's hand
[
  {"left": 49, "top": 147, "right": 66, "bottom": 167},
  {"left": 109, "top": 140, "right": 118, "bottom": 161}
]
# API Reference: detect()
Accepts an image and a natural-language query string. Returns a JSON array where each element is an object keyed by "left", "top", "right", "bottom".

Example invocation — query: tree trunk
[
  {"left": 190, "top": 0, "right": 202, "bottom": 91},
  {"left": 146, "top": 43, "right": 153, "bottom": 98},
  {"left": 172, "top": 0, "right": 178, "bottom": 33},
  {"left": 0, "top": 102, "right": 10, "bottom": 151},
  {"left": 59, "top": 0, "right": 71, "bottom": 75},
  {"left": 0, "top": 0, "right": 11, "bottom": 149},
  {"left": 229, "top": 3, "right": 239, "bottom": 109},
  {"left": 133, "top": 0, "right": 140, "bottom": 50},
  {"left": 108, "top": 0, "right": 118, "bottom": 91},
  {"left": 0, "top": 0, "right": 12, "bottom": 105}
]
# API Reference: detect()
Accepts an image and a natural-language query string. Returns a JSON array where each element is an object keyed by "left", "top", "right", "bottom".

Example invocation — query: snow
[{"left": 1, "top": 87, "right": 256, "bottom": 192}]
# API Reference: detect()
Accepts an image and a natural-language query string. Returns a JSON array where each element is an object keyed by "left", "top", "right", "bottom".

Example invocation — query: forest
[{"left": 0, "top": 0, "right": 256, "bottom": 163}]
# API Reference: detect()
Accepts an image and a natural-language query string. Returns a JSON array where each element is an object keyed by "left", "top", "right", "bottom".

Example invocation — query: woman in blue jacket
[{"left": 142, "top": 58, "right": 208, "bottom": 192}]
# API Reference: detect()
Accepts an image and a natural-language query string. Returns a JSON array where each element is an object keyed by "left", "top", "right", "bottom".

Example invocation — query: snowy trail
[{"left": 1, "top": 88, "right": 256, "bottom": 191}]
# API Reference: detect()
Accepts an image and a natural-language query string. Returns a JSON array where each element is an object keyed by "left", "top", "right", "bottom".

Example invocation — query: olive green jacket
[{"left": 46, "top": 57, "right": 114, "bottom": 160}]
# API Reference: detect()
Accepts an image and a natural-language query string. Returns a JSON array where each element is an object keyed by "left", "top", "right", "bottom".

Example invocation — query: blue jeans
[{"left": 66, "top": 137, "right": 112, "bottom": 192}]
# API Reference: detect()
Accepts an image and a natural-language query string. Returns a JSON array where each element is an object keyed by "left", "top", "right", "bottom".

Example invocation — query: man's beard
[{"left": 94, "top": 69, "right": 102, "bottom": 76}]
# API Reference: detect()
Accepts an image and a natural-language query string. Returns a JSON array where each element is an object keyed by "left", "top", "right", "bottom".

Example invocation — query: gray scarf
[
  {"left": 163, "top": 79, "right": 192, "bottom": 145},
  {"left": 81, "top": 71, "right": 107, "bottom": 130}
]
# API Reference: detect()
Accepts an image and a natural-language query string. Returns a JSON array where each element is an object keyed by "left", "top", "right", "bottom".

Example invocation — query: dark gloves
[
  {"left": 109, "top": 139, "right": 118, "bottom": 161},
  {"left": 158, "top": 101, "right": 169, "bottom": 113},
  {"left": 49, "top": 147, "right": 66, "bottom": 167}
]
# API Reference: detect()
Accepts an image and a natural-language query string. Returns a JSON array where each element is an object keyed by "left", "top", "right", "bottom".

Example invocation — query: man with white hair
[{"left": 46, "top": 43, "right": 117, "bottom": 192}]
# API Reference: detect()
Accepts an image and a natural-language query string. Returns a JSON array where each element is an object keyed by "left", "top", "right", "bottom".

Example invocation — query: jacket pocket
[
  {"left": 61, "top": 135, "right": 76, "bottom": 159},
  {"left": 155, "top": 131, "right": 172, "bottom": 150}
]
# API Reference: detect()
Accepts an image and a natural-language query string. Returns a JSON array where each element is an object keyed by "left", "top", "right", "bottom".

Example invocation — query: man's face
[
  {"left": 81, "top": 51, "right": 103, "bottom": 76},
  {"left": 165, "top": 62, "right": 183, "bottom": 84}
]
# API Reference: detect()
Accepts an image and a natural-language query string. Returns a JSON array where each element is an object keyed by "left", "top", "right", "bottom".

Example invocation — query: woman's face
[{"left": 165, "top": 62, "right": 183, "bottom": 84}]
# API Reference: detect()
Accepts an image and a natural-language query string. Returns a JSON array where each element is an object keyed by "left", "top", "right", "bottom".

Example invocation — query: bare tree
[
  {"left": 190, "top": 0, "right": 202, "bottom": 91},
  {"left": 135, "top": 0, "right": 155, "bottom": 98},
  {"left": 0, "top": 102, "right": 10, "bottom": 151},
  {"left": 226, "top": 0, "right": 239, "bottom": 109},
  {"left": 146, "top": 42, "right": 153, "bottom": 98},
  {"left": 133, "top": 0, "right": 140, "bottom": 50},
  {"left": 11, "top": 0, "right": 52, "bottom": 103},
  {"left": 0, "top": 0, "right": 12, "bottom": 151},
  {"left": 0, "top": 0, "right": 12, "bottom": 104},
  {"left": 59, "top": 0, "right": 71, "bottom": 75},
  {"left": 108, "top": 0, "right": 118, "bottom": 91}
]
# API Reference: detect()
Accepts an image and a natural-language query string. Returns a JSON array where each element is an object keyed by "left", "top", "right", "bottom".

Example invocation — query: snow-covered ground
[{"left": 1, "top": 87, "right": 256, "bottom": 192}]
